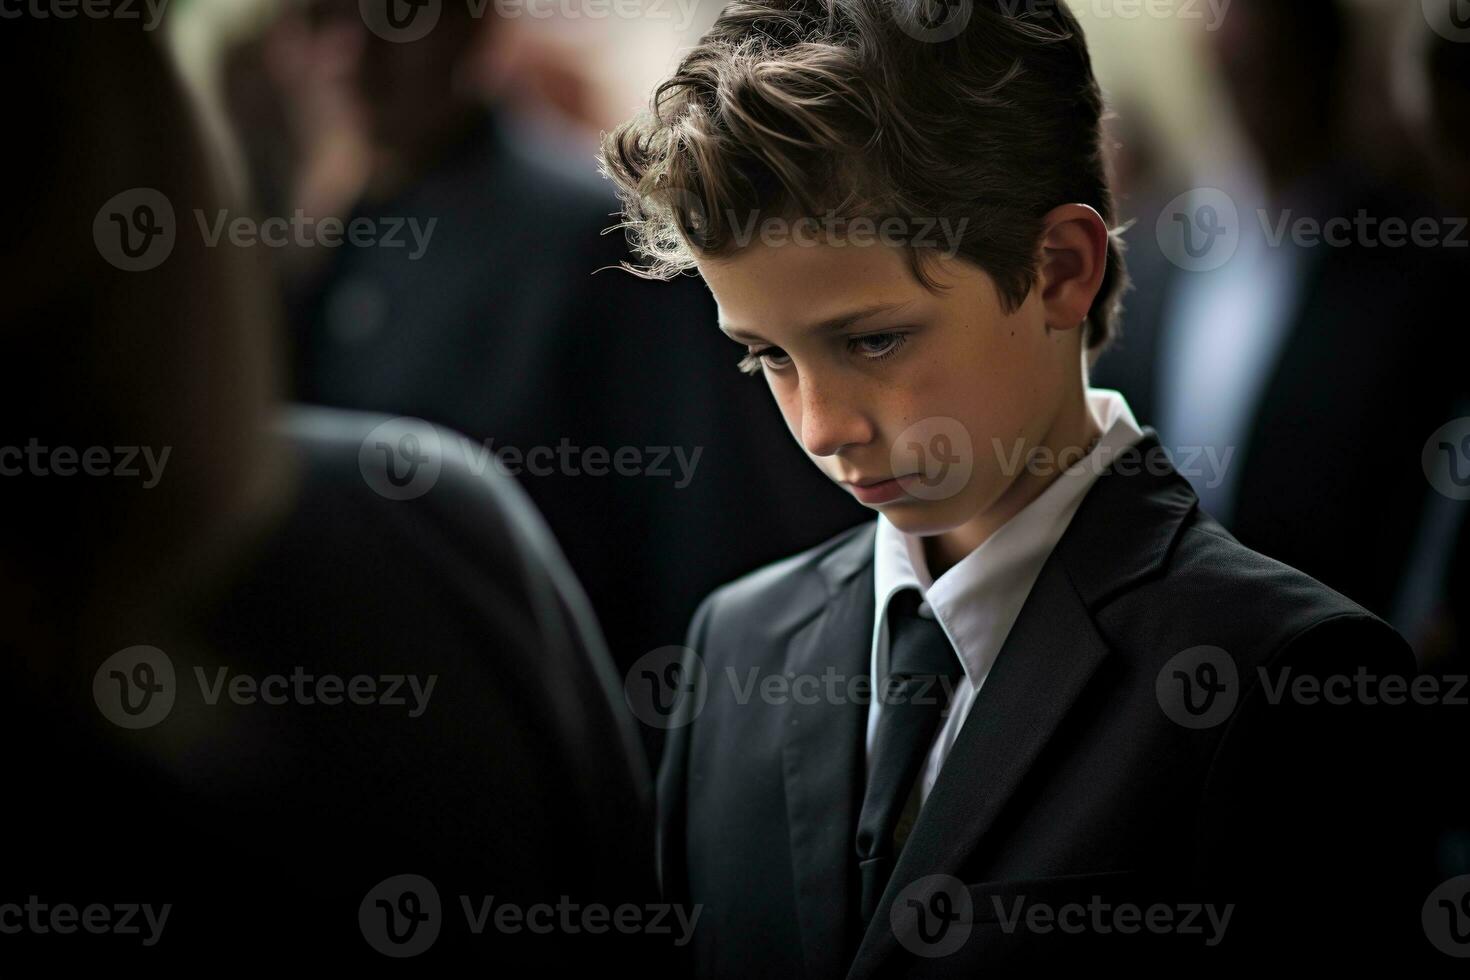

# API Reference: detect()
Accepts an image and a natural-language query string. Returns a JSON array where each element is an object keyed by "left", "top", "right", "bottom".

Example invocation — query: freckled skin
[{"left": 695, "top": 206, "right": 1109, "bottom": 575}]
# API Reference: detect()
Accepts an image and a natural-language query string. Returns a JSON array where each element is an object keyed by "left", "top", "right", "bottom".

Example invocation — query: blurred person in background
[
  {"left": 1416, "top": 0, "right": 1470, "bottom": 672},
  {"left": 1092, "top": 0, "right": 1470, "bottom": 655},
  {"left": 1388, "top": 0, "right": 1470, "bottom": 903},
  {"left": 1406, "top": 0, "right": 1470, "bottom": 216},
  {"left": 217, "top": 1, "right": 869, "bottom": 743},
  {"left": 1385, "top": 0, "right": 1470, "bottom": 676},
  {"left": 2, "top": 13, "right": 670, "bottom": 966}
]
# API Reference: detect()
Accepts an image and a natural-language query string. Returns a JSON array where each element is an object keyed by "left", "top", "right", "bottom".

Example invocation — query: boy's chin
[{"left": 872, "top": 496, "right": 974, "bottom": 537}]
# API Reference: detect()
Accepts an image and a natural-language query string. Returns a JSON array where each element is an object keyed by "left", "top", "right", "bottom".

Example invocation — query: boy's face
[{"left": 697, "top": 239, "right": 1078, "bottom": 539}]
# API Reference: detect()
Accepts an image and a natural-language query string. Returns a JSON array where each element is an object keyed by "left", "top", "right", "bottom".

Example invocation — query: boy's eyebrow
[{"left": 721, "top": 301, "right": 910, "bottom": 344}]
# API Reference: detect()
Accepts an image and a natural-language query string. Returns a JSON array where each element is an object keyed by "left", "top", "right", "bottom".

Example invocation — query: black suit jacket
[{"left": 658, "top": 430, "right": 1431, "bottom": 975}]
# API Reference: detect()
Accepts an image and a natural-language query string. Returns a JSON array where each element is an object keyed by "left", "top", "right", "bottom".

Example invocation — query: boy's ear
[{"left": 1036, "top": 203, "right": 1110, "bottom": 333}]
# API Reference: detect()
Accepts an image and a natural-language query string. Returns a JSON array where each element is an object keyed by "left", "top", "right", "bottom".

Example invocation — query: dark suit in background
[
  {"left": 7, "top": 408, "right": 666, "bottom": 967},
  {"left": 1094, "top": 170, "right": 1469, "bottom": 633},
  {"left": 287, "top": 104, "right": 869, "bottom": 728}
]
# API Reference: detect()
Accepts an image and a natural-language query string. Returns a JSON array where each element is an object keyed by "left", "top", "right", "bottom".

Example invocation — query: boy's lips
[{"left": 842, "top": 473, "right": 918, "bottom": 505}]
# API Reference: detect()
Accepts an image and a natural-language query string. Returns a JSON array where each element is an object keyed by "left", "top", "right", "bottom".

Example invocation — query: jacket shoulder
[
  {"left": 691, "top": 520, "right": 874, "bottom": 644},
  {"left": 1106, "top": 510, "right": 1413, "bottom": 675}
]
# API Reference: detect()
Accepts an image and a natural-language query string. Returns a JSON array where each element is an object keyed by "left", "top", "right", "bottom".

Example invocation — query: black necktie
[{"left": 854, "top": 587, "right": 965, "bottom": 925}]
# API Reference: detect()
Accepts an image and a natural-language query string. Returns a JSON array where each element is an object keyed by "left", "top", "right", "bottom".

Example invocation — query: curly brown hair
[{"left": 598, "top": 0, "right": 1130, "bottom": 352}]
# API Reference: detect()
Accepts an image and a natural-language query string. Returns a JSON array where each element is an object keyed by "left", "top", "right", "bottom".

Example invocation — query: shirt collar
[{"left": 872, "top": 388, "right": 1146, "bottom": 685}]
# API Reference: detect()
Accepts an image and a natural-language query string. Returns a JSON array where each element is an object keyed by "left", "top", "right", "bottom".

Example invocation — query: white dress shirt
[{"left": 866, "top": 388, "right": 1147, "bottom": 813}]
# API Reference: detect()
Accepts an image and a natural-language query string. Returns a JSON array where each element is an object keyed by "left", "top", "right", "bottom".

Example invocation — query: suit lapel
[
  {"left": 781, "top": 523, "right": 876, "bottom": 980},
  {"left": 844, "top": 556, "right": 1111, "bottom": 977},
  {"left": 842, "top": 429, "right": 1197, "bottom": 978}
]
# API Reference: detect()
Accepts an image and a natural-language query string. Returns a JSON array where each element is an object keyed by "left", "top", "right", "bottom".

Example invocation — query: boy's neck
[{"left": 921, "top": 384, "right": 1102, "bottom": 580}]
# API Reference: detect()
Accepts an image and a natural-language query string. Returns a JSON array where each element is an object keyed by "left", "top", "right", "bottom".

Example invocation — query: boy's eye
[
  {"left": 851, "top": 332, "right": 907, "bottom": 360},
  {"left": 735, "top": 332, "right": 909, "bottom": 376},
  {"left": 737, "top": 346, "right": 791, "bottom": 375}
]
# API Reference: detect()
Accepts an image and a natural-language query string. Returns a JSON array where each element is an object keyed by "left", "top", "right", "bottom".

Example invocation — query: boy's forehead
[{"left": 699, "top": 240, "right": 919, "bottom": 337}]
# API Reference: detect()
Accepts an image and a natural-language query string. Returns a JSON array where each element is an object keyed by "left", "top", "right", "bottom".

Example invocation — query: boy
[{"left": 599, "top": 0, "right": 1425, "bottom": 973}]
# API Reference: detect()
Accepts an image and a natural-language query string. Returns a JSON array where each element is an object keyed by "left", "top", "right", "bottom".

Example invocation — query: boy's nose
[{"left": 798, "top": 379, "right": 873, "bottom": 458}]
